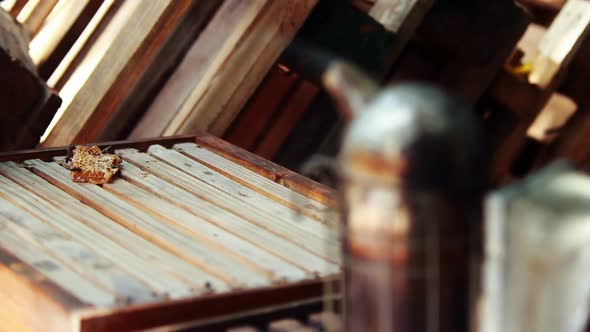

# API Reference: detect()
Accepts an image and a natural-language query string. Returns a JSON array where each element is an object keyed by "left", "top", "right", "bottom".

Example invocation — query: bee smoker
[{"left": 322, "top": 62, "right": 487, "bottom": 332}]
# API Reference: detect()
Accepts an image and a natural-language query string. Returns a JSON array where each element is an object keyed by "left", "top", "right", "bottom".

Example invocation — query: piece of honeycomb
[{"left": 67, "top": 145, "right": 122, "bottom": 184}]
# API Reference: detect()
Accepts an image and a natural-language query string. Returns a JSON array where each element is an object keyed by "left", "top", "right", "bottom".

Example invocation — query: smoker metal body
[{"left": 323, "top": 62, "right": 487, "bottom": 332}]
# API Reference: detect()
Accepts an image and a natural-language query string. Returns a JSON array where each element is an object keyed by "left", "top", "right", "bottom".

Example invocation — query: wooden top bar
[{"left": 0, "top": 135, "right": 340, "bottom": 331}]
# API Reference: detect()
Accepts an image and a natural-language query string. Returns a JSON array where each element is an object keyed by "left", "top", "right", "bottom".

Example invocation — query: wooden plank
[
  {"left": 30, "top": 0, "right": 103, "bottom": 79},
  {"left": 194, "top": 134, "right": 337, "bottom": 207},
  {"left": 93, "top": 0, "right": 222, "bottom": 142},
  {"left": 0, "top": 202, "right": 117, "bottom": 308},
  {"left": 8, "top": 0, "right": 28, "bottom": 17},
  {"left": 0, "top": 246, "right": 92, "bottom": 332},
  {"left": 78, "top": 278, "right": 340, "bottom": 332},
  {"left": 369, "top": 0, "right": 432, "bottom": 33},
  {"left": 253, "top": 80, "right": 319, "bottom": 161},
  {"left": 0, "top": 197, "right": 160, "bottom": 305},
  {"left": 528, "top": 0, "right": 590, "bottom": 89},
  {"left": 117, "top": 148, "right": 340, "bottom": 262},
  {"left": 128, "top": 0, "right": 272, "bottom": 139},
  {"left": 0, "top": 172, "right": 195, "bottom": 300},
  {"left": 41, "top": 0, "right": 193, "bottom": 147},
  {"left": 117, "top": 161, "right": 340, "bottom": 277},
  {"left": 103, "top": 178, "right": 308, "bottom": 282},
  {"left": 224, "top": 65, "right": 299, "bottom": 151},
  {"left": 45, "top": 0, "right": 118, "bottom": 89},
  {"left": 149, "top": 145, "right": 338, "bottom": 243},
  {"left": 0, "top": 0, "right": 17, "bottom": 13},
  {"left": 16, "top": 0, "right": 58, "bottom": 36},
  {"left": 165, "top": 0, "right": 317, "bottom": 137},
  {"left": 174, "top": 142, "right": 335, "bottom": 226},
  {"left": 26, "top": 159, "right": 272, "bottom": 289},
  {"left": 0, "top": 161, "right": 227, "bottom": 293},
  {"left": 487, "top": 0, "right": 590, "bottom": 182}
]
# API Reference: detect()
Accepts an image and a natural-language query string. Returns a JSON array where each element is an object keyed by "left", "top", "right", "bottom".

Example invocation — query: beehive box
[{"left": 0, "top": 135, "right": 340, "bottom": 331}]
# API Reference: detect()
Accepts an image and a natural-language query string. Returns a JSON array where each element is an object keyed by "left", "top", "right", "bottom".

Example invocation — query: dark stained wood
[
  {"left": 225, "top": 65, "right": 299, "bottom": 151},
  {"left": 79, "top": 278, "right": 340, "bottom": 332}
]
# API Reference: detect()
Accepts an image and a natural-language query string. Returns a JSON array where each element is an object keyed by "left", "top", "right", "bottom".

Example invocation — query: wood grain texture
[
  {"left": 0, "top": 199, "right": 117, "bottom": 308},
  {"left": 16, "top": 0, "right": 58, "bottom": 36},
  {"left": 31, "top": 0, "right": 103, "bottom": 79},
  {"left": 129, "top": 0, "right": 271, "bottom": 139},
  {"left": 253, "top": 80, "right": 320, "bottom": 161},
  {"left": 103, "top": 177, "right": 308, "bottom": 282},
  {"left": 117, "top": 148, "right": 340, "bottom": 263},
  {"left": 149, "top": 145, "right": 338, "bottom": 243},
  {"left": 0, "top": 197, "right": 160, "bottom": 305},
  {"left": 194, "top": 134, "right": 337, "bottom": 207},
  {"left": 0, "top": 137, "right": 341, "bottom": 330},
  {"left": 174, "top": 142, "right": 335, "bottom": 226},
  {"left": 0, "top": 246, "right": 89, "bottom": 332},
  {"left": 224, "top": 65, "right": 299, "bottom": 151},
  {"left": 46, "top": 0, "right": 118, "bottom": 90},
  {"left": 117, "top": 161, "right": 340, "bottom": 277},
  {"left": 0, "top": 161, "right": 222, "bottom": 294},
  {"left": 133, "top": 0, "right": 317, "bottom": 138},
  {"left": 41, "top": 0, "right": 193, "bottom": 147},
  {"left": 0, "top": 171, "right": 195, "bottom": 300},
  {"left": 26, "top": 159, "right": 269, "bottom": 289}
]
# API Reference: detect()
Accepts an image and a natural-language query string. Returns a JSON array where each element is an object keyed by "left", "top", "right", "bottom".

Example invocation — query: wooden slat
[
  {"left": 78, "top": 278, "right": 340, "bottom": 332},
  {"left": 224, "top": 65, "right": 299, "bottom": 151},
  {"left": 41, "top": 0, "right": 194, "bottom": 147},
  {"left": 174, "top": 142, "right": 335, "bottom": 226},
  {"left": 194, "top": 134, "right": 337, "bottom": 206},
  {"left": 253, "top": 81, "right": 319, "bottom": 161},
  {"left": 149, "top": 145, "right": 338, "bottom": 242},
  {"left": 128, "top": 0, "right": 269, "bottom": 139},
  {"left": 45, "top": 0, "right": 117, "bottom": 89},
  {"left": 201, "top": 0, "right": 312, "bottom": 138},
  {"left": 93, "top": 0, "right": 222, "bottom": 142},
  {"left": 117, "top": 161, "right": 340, "bottom": 277},
  {"left": 0, "top": 197, "right": 160, "bottom": 305},
  {"left": 0, "top": 200, "right": 117, "bottom": 307},
  {"left": 488, "top": 0, "right": 590, "bottom": 182},
  {"left": 0, "top": 171, "right": 195, "bottom": 300},
  {"left": 0, "top": 161, "right": 227, "bottom": 293},
  {"left": 8, "top": 0, "right": 28, "bottom": 17},
  {"left": 30, "top": 0, "right": 103, "bottom": 78},
  {"left": 117, "top": 148, "right": 340, "bottom": 262},
  {"left": 26, "top": 159, "right": 272, "bottom": 289},
  {"left": 103, "top": 178, "right": 308, "bottom": 282},
  {"left": 16, "top": 0, "right": 58, "bottom": 36},
  {"left": 131, "top": 0, "right": 316, "bottom": 137},
  {"left": 0, "top": 246, "right": 91, "bottom": 332}
]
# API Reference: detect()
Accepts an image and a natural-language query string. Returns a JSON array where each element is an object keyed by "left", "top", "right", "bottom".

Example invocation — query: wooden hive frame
[{"left": 0, "top": 134, "right": 340, "bottom": 332}]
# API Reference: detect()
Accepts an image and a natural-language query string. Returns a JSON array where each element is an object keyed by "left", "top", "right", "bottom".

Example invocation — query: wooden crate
[{"left": 0, "top": 135, "right": 340, "bottom": 331}]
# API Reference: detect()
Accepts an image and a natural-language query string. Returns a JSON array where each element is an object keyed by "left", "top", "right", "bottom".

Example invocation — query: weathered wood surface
[
  {"left": 41, "top": 0, "right": 219, "bottom": 147},
  {"left": 130, "top": 0, "right": 317, "bottom": 139},
  {"left": 0, "top": 136, "right": 340, "bottom": 331}
]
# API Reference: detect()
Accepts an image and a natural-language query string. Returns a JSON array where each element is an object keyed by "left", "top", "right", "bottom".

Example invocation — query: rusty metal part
[{"left": 323, "top": 61, "right": 486, "bottom": 332}]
